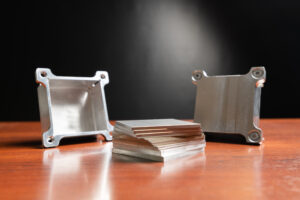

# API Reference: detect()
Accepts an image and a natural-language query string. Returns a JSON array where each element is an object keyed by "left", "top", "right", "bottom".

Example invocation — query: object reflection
[
  {"left": 248, "top": 144, "right": 264, "bottom": 199},
  {"left": 42, "top": 143, "right": 112, "bottom": 200},
  {"left": 160, "top": 152, "right": 206, "bottom": 176}
]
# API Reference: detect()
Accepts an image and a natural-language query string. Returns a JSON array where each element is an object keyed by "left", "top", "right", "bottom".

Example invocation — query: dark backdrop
[{"left": 3, "top": 0, "right": 300, "bottom": 121}]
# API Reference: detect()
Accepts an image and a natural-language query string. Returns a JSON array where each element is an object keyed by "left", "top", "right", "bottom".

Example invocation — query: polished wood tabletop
[{"left": 0, "top": 119, "right": 300, "bottom": 200}]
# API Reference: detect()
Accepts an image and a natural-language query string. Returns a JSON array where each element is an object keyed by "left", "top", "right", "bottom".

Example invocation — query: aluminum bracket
[
  {"left": 192, "top": 67, "right": 266, "bottom": 144},
  {"left": 36, "top": 68, "right": 113, "bottom": 148}
]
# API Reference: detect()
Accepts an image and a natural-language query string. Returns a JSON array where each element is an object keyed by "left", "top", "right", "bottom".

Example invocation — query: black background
[{"left": 3, "top": 0, "right": 300, "bottom": 121}]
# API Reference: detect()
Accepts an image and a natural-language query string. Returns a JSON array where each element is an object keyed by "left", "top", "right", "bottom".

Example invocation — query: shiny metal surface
[
  {"left": 192, "top": 67, "right": 266, "bottom": 144},
  {"left": 35, "top": 68, "right": 113, "bottom": 147}
]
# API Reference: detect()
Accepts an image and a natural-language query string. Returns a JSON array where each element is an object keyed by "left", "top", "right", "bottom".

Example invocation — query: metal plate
[
  {"left": 36, "top": 68, "right": 113, "bottom": 147},
  {"left": 112, "top": 133, "right": 206, "bottom": 162},
  {"left": 192, "top": 67, "right": 266, "bottom": 144},
  {"left": 115, "top": 119, "right": 200, "bottom": 130}
]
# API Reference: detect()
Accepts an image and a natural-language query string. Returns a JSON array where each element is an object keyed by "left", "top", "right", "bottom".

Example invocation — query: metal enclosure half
[
  {"left": 36, "top": 68, "right": 113, "bottom": 147},
  {"left": 192, "top": 67, "right": 266, "bottom": 144}
]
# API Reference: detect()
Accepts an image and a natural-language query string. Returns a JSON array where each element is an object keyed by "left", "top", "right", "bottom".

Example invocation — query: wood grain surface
[{"left": 0, "top": 119, "right": 300, "bottom": 200}]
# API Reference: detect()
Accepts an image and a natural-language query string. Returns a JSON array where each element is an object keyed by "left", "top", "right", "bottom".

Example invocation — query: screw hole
[
  {"left": 41, "top": 71, "right": 47, "bottom": 77},
  {"left": 252, "top": 69, "right": 263, "bottom": 78},
  {"left": 194, "top": 73, "right": 202, "bottom": 80},
  {"left": 47, "top": 136, "right": 54, "bottom": 143},
  {"left": 101, "top": 74, "right": 106, "bottom": 79},
  {"left": 249, "top": 132, "right": 260, "bottom": 142}
]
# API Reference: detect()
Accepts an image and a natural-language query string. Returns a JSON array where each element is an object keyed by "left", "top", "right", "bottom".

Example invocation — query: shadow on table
[
  {"left": 205, "top": 132, "right": 259, "bottom": 145},
  {"left": 112, "top": 154, "right": 156, "bottom": 163},
  {"left": 0, "top": 139, "right": 42, "bottom": 149},
  {"left": 59, "top": 135, "right": 99, "bottom": 146},
  {"left": 1, "top": 135, "right": 104, "bottom": 149}
]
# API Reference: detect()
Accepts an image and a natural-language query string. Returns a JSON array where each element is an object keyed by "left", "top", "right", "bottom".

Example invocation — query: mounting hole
[
  {"left": 248, "top": 132, "right": 261, "bottom": 142},
  {"left": 252, "top": 69, "right": 264, "bottom": 78},
  {"left": 47, "top": 136, "right": 54, "bottom": 143},
  {"left": 193, "top": 72, "right": 202, "bottom": 80},
  {"left": 41, "top": 71, "right": 47, "bottom": 77},
  {"left": 101, "top": 74, "right": 106, "bottom": 79}
]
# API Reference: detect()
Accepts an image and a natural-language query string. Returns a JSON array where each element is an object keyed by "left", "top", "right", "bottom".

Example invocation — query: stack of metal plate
[{"left": 112, "top": 119, "right": 206, "bottom": 161}]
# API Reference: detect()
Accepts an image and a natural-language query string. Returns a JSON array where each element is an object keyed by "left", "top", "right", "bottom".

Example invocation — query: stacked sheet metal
[{"left": 112, "top": 119, "right": 206, "bottom": 161}]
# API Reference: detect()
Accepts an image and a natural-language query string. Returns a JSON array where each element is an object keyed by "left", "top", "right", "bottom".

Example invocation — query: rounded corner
[
  {"left": 95, "top": 71, "right": 109, "bottom": 85},
  {"left": 246, "top": 129, "right": 262, "bottom": 144},
  {"left": 42, "top": 129, "right": 60, "bottom": 148},
  {"left": 249, "top": 67, "right": 266, "bottom": 80},
  {"left": 36, "top": 68, "right": 54, "bottom": 85}
]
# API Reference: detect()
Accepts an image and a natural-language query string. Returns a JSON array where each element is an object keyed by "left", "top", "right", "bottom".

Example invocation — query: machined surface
[
  {"left": 36, "top": 68, "right": 113, "bottom": 147},
  {"left": 192, "top": 67, "right": 266, "bottom": 144}
]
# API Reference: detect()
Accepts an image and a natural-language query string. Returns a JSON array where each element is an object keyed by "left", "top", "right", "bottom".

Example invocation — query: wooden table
[{"left": 0, "top": 119, "right": 300, "bottom": 200}]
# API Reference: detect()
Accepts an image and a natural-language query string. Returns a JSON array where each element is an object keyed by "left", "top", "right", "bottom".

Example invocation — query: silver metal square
[
  {"left": 192, "top": 67, "right": 266, "bottom": 144},
  {"left": 36, "top": 68, "right": 113, "bottom": 147}
]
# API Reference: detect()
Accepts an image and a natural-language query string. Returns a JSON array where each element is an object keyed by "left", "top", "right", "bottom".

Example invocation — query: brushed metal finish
[
  {"left": 192, "top": 67, "right": 266, "bottom": 144},
  {"left": 35, "top": 68, "right": 113, "bottom": 147}
]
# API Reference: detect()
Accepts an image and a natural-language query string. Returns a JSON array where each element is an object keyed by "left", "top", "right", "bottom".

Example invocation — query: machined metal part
[
  {"left": 36, "top": 68, "right": 113, "bottom": 148},
  {"left": 192, "top": 67, "right": 266, "bottom": 144}
]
